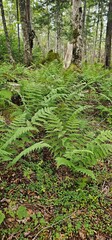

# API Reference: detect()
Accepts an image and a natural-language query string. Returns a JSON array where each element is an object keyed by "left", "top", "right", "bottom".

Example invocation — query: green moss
[
  {"left": 68, "top": 63, "right": 82, "bottom": 72},
  {"left": 41, "top": 50, "right": 60, "bottom": 64},
  {"left": 73, "top": 28, "right": 80, "bottom": 39}
]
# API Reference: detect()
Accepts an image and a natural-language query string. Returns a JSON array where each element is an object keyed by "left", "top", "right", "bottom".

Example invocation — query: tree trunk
[
  {"left": 16, "top": 0, "right": 21, "bottom": 52},
  {"left": 19, "top": 0, "right": 32, "bottom": 66},
  {"left": 64, "top": 0, "right": 83, "bottom": 68},
  {"left": 82, "top": 0, "right": 87, "bottom": 61},
  {"left": 72, "top": 0, "right": 83, "bottom": 65},
  {"left": 55, "top": 0, "right": 61, "bottom": 53},
  {"left": 93, "top": 3, "right": 100, "bottom": 61},
  {"left": 98, "top": 0, "right": 103, "bottom": 62},
  {"left": 105, "top": 0, "right": 112, "bottom": 68},
  {"left": 47, "top": 1, "right": 50, "bottom": 51},
  {"left": 0, "top": 0, "right": 15, "bottom": 64}
]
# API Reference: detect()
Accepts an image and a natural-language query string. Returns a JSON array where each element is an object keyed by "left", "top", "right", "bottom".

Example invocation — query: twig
[{"left": 2, "top": 235, "right": 5, "bottom": 240}]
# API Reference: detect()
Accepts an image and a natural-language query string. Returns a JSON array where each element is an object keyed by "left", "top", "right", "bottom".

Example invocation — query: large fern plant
[{"left": 0, "top": 62, "right": 112, "bottom": 179}]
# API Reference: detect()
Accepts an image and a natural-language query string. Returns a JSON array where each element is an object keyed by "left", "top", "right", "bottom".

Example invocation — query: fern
[
  {"left": 8, "top": 142, "right": 51, "bottom": 167},
  {"left": 56, "top": 157, "right": 96, "bottom": 179},
  {"left": 1, "top": 63, "right": 112, "bottom": 180},
  {"left": 1, "top": 126, "right": 37, "bottom": 149}
]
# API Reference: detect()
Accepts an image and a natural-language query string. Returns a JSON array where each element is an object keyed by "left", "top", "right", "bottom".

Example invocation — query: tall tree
[
  {"left": 19, "top": 0, "right": 34, "bottom": 66},
  {"left": 105, "top": 0, "right": 112, "bottom": 68},
  {"left": 16, "top": 0, "right": 21, "bottom": 52},
  {"left": 55, "top": 0, "right": 61, "bottom": 52},
  {"left": 0, "top": 0, "right": 15, "bottom": 63},
  {"left": 82, "top": 0, "right": 87, "bottom": 59},
  {"left": 64, "top": 0, "right": 83, "bottom": 68},
  {"left": 98, "top": 0, "right": 103, "bottom": 62}
]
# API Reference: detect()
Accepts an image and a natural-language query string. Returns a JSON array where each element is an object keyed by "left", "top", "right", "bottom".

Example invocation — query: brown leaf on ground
[
  {"left": 96, "top": 234, "right": 106, "bottom": 240},
  {"left": 79, "top": 229, "right": 86, "bottom": 240}
]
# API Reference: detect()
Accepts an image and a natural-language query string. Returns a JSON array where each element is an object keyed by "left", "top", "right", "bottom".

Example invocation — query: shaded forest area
[{"left": 0, "top": 0, "right": 112, "bottom": 240}]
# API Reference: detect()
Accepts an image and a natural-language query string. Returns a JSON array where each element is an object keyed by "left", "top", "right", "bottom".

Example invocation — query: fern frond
[
  {"left": 8, "top": 142, "right": 51, "bottom": 167},
  {"left": 41, "top": 88, "right": 67, "bottom": 107},
  {"left": 73, "top": 167, "right": 96, "bottom": 180},
  {"left": 56, "top": 157, "right": 96, "bottom": 179},
  {"left": 2, "top": 126, "right": 37, "bottom": 149},
  {"left": 2, "top": 113, "right": 28, "bottom": 144},
  {"left": 31, "top": 107, "right": 56, "bottom": 125}
]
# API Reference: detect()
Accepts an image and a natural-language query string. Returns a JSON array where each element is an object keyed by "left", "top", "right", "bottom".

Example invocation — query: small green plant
[
  {"left": 0, "top": 210, "right": 5, "bottom": 224},
  {"left": 17, "top": 206, "right": 28, "bottom": 219}
]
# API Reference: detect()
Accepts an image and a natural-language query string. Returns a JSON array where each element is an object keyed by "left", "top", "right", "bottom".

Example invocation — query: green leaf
[
  {"left": 0, "top": 210, "right": 5, "bottom": 224},
  {"left": 17, "top": 206, "right": 28, "bottom": 219}
]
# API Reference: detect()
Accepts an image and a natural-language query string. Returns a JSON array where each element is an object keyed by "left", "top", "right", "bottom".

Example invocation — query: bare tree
[{"left": 0, "top": 0, "right": 15, "bottom": 63}]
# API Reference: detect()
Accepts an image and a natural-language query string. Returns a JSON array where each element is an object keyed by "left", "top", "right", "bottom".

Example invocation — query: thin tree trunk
[
  {"left": 72, "top": 0, "right": 83, "bottom": 65},
  {"left": 98, "top": 0, "right": 103, "bottom": 62},
  {"left": 105, "top": 0, "right": 112, "bottom": 68},
  {"left": 82, "top": 0, "right": 87, "bottom": 61},
  {"left": 0, "top": 0, "right": 15, "bottom": 63},
  {"left": 16, "top": 0, "right": 20, "bottom": 52},
  {"left": 55, "top": 0, "right": 61, "bottom": 53},
  {"left": 47, "top": 1, "right": 50, "bottom": 51},
  {"left": 93, "top": 3, "right": 100, "bottom": 61}
]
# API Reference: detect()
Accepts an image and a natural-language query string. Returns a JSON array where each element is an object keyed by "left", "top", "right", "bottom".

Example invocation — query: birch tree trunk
[
  {"left": 0, "top": 0, "right": 15, "bottom": 64},
  {"left": 64, "top": 0, "right": 83, "bottom": 68},
  {"left": 105, "top": 0, "right": 112, "bottom": 68}
]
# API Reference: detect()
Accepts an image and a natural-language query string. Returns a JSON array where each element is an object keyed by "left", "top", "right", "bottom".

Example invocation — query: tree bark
[
  {"left": 98, "top": 0, "right": 103, "bottom": 62},
  {"left": 64, "top": 0, "right": 83, "bottom": 68},
  {"left": 47, "top": 1, "right": 50, "bottom": 51},
  {"left": 93, "top": 3, "right": 100, "bottom": 61},
  {"left": 82, "top": 0, "right": 87, "bottom": 61},
  {"left": 0, "top": 0, "right": 15, "bottom": 64},
  {"left": 19, "top": 0, "right": 32, "bottom": 66},
  {"left": 55, "top": 0, "right": 61, "bottom": 53},
  {"left": 72, "top": 0, "right": 83, "bottom": 65},
  {"left": 16, "top": 0, "right": 21, "bottom": 52},
  {"left": 105, "top": 0, "right": 112, "bottom": 68}
]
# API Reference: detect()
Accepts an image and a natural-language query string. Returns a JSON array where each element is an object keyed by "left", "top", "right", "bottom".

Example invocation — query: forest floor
[
  {"left": 0, "top": 158, "right": 112, "bottom": 240},
  {"left": 0, "top": 62, "right": 112, "bottom": 239}
]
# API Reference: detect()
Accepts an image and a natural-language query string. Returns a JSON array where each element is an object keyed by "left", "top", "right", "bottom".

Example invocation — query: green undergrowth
[{"left": 0, "top": 62, "right": 112, "bottom": 239}]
